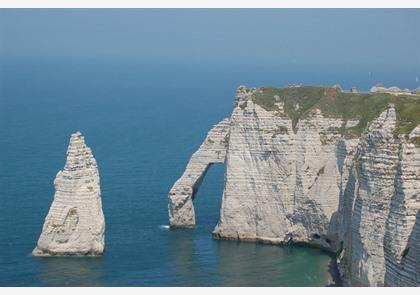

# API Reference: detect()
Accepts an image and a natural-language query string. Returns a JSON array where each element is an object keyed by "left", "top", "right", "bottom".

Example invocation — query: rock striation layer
[
  {"left": 168, "top": 85, "right": 420, "bottom": 286},
  {"left": 33, "top": 132, "right": 105, "bottom": 256}
]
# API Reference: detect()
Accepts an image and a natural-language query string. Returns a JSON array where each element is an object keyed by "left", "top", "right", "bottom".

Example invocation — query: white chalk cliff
[
  {"left": 168, "top": 85, "right": 420, "bottom": 286},
  {"left": 33, "top": 132, "right": 105, "bottom": 256}
]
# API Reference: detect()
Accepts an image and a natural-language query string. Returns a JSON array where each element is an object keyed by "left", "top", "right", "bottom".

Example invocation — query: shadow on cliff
[
  {"left": 327, "top": 139, "right": 348, "bottom": 250},
  {"left": 384, "top": 210, "right": 420, "bottom": 286},
  {"left": 332, "top": 140, "right": 367, "bottom": 286},
  {"left": 382, "top": 141, "right": 420, "bottom": 286},
  {"left": 383, "top": 149, "right": 419, "bottom": 286},
  {"left": 383, "top": 148, "right": 406, "bottom": 286},
  {"left": 326, "top": 257, "right": 343, "bottom": 287}
]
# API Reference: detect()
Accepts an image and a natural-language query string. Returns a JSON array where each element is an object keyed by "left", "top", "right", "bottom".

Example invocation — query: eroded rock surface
[{"left": 33, "top": 132, "right": 105, "bottom": 256}]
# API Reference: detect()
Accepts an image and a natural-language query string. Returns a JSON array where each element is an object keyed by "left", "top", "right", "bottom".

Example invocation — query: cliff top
[{"left": 247, "top": 85, "right": 420, "bottom": 138}]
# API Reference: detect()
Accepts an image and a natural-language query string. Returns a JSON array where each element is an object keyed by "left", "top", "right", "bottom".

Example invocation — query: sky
[{"left": 0, "top": 9, "right": 419, "bottom": 71}]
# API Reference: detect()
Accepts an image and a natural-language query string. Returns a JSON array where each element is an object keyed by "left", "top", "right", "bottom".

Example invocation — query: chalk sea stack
[
  {"left": 168, "top": 85, "right": 420, "bottom": 286},
  {"left": 33, "top": 132, "right": 105, "bottom": 256}
]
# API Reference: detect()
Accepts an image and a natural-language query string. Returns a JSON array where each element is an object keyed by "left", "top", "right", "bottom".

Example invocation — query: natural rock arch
[{"left": 168, "top": 118, "right": 230, "bottom": 228}]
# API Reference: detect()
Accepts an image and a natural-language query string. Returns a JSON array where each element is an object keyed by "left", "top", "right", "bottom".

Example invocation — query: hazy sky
[{"left": 0, "top": 9, "right": 419, "bottom": 69}]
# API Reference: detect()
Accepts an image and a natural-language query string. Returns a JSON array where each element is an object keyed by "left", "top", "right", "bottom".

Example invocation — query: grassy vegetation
[
  {"left": 251, "top": 88, "right": 280, "bottom": 112},
  {"left": 252, "top": 86, "right": 325, "bottom": 131},
  {"left": 394, "top": 97, "right": 420, "bottom": 135},
  {"left": 251, "top": 86, "right": 420, "bottom": 139}
]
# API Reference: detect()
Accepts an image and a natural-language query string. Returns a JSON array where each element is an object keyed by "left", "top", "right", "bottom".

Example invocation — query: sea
[{"left": 0, "top": 56, "right": 417, "bottom": 286}]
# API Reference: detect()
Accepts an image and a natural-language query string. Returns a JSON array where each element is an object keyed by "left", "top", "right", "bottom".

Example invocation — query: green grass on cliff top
[{"left": 251, "top": 86, "right": 420, "bottom": 138}]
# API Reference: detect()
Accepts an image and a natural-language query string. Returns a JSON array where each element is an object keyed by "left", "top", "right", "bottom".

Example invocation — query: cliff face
[
  {"left": 212, "top": 87, "right": 351, "bottom": 250},
  {"left": 33, "top": 132, "right": 105, "bottom": 256},
  {"left": 382, "top": 126, "right": 420, "bottom": 286},
  {"left": 338, "top": 114, "right": 420, "bottom": 286},
  {"left": 337, "top": 106, "right": 399, "bottom": 285},
  {"left": 168, "top": 85, "right": 420, "bottom": 286}
]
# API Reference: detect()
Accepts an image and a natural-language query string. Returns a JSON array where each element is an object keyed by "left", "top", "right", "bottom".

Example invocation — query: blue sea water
[{"left": 0, "top": 57, "right": 417, "bottom": 286}]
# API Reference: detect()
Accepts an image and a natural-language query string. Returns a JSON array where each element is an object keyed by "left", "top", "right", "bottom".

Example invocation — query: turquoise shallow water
[{"left": 0, "top": 57, "right": 415, "bottom": 286}]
